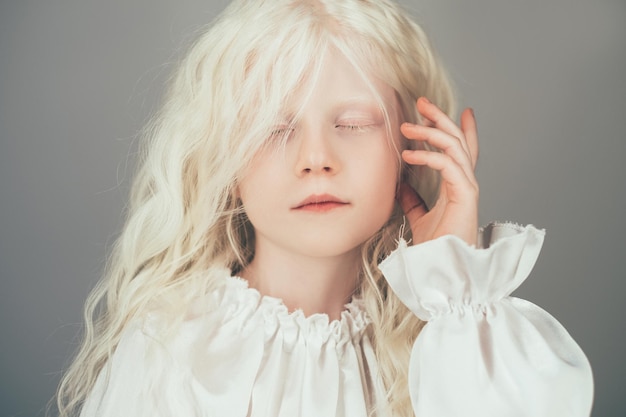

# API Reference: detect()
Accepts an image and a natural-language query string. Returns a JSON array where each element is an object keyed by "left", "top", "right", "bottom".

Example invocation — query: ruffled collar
[{"left": 214, "top": 275, "right": 370, "bottom": 346}]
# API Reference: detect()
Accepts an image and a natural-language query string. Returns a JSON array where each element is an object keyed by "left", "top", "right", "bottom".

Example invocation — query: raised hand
[{"left": 397, "top": 97, "right": 479, "bottom": 246}]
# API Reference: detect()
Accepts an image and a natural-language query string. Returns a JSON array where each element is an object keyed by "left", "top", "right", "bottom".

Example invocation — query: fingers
[
  {"left": 414, "top": 97, "right": 479, "bottom": 170},
  {"left": 460, "top": 108, "right": 479, "bottom": 168},
  {"left": 401, "top": 97, "right": 480, "bottom": 204},
  {"left": 399, "top": 98, "right": 480, "bottom": 246},
  {"left": 401, "top": 149, "right": 478, "bottom": 202},
  {"left": 416, "top": 97, "right": 470, "bottom": 157},
  {"left": 400, "top": 122, "right": 475, "bottom": 184}
]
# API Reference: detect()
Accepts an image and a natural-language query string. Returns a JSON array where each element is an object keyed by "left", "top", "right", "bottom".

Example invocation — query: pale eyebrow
[
  {"left": 337, "top": 96, "right": 382, "bottom": 108},
  {"left": 335, "top": 100, "right": 385, "bottom": 123},
  {"left": 334, "top": 98, "right": 386, "bottom": 120}
]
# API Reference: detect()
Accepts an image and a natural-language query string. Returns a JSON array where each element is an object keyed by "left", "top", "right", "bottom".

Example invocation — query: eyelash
[
  {"left": 335, "top": 124, "right": 370, "bottom": 132},
  {"left": 270, "top": 127, "right": 294, "bottom": 136},
  {"left": 270, "top": 123, "right": 373, "bottom": 137}
]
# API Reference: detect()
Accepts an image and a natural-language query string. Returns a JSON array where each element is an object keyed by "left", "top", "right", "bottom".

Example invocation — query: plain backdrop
[{"left": 1, "top": 1, "right": 624, "bottom": 416}]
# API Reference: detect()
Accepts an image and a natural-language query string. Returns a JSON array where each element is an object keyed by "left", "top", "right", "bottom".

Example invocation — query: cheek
[
  {"left": 237, "top": 152, "right": 290, "bottom": 228},
  {"left": 375, "top": 166, "right": 399, "bottom": 216},
  {"left": 238, "top": 172, "right": 271, "bottom": 223},
  {"left": 374, "top": 140, "right": 401, "bottom": 188},
  {"left": 238, "top": 150, "right": 281, "bottom": 199},
  {"left": 377, "top": 141, "right": 402, "bottom": 202},
  {"left": 358, "top": 145, "right": 399, "bottom": 218}
]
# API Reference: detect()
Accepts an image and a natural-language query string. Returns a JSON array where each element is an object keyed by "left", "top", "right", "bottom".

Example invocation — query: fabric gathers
[
  {"left": 379, "top": 223, "right": 593, "bottom": 416},
  {"left": 81, "top": 222, "right": 594, "bottom": 417}
]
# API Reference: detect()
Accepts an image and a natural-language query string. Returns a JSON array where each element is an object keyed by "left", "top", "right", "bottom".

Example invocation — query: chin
[{"left": 293, "top": 232, "right": 371, "bottom": 259}]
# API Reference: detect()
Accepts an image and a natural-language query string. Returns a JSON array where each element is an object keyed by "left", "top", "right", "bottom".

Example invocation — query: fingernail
[{"left": 421, "top": 97, "right": 430, "bottom": 104}]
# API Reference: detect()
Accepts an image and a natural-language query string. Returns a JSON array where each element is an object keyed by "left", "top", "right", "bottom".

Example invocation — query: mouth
[{"left": 293, "top": 194, "right": 349, "bottom": 212}]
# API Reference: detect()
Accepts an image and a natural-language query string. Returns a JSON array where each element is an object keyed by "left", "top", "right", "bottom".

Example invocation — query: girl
[{"left": 57, "top": 0, "right": 593, "bottom": 416}]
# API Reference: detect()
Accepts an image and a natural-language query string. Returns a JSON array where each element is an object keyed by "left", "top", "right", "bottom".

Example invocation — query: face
[{"left": 238, "top": 48, "right": 401, "bottom": 260}]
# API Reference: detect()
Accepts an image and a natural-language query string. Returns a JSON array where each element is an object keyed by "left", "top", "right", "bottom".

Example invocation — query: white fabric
[
  {"left": 379, "top": 223, "right": 593, "bottom": 416},
  {"left": 81, "top": 223, "right": 593, "bottom": 417}
]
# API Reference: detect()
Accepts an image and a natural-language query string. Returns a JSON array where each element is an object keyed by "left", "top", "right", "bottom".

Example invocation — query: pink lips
[{"left": 293, "top": 194, "right": 349, "bottom": 212}]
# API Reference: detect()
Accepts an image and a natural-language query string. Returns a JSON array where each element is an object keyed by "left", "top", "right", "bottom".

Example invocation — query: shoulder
[{"left": 135, "top": 268, "right": 270, "bottom": 341}]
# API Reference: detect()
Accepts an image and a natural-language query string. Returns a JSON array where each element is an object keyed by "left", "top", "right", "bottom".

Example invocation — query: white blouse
[{"left": 81, "top": 223, "right": 593, "bottom": 417}]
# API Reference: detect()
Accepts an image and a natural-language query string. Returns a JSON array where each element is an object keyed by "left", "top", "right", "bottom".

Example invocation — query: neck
[{"left": 240, "top": 242, "right": 361, "bottom": 321}]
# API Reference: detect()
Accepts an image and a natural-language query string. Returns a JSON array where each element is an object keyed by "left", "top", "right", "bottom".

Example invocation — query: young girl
[{"left": 57, "top": 0, "right": 593, "bottom": 416}]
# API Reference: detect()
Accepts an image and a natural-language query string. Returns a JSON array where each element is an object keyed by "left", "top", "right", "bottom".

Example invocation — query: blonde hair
[{"left": 56, "top": 1, "right": 456, "bottom": 416}]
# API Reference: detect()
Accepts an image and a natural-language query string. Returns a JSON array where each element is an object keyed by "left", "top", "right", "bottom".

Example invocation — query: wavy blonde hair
[{"left": 56, "top": 1, "right": 455, "bottom": 416}]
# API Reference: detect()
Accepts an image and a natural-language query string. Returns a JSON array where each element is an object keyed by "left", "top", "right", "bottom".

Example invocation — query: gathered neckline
[{"left": 217, "top": 275, "right": 370, "bottom": 343}]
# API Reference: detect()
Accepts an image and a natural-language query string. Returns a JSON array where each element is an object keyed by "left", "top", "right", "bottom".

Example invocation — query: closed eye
[{"left": 335, "top": 123, "right": 376, "bottom": 133}]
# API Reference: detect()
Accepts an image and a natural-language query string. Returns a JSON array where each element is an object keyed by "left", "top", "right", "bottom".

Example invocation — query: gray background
[{"left": 0, "top": 0, "right": 624, "bottom": 416}]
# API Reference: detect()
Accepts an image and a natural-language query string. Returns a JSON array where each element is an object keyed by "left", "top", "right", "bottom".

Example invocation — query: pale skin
[
  {"left": 238, "top": 50, "right": 479, "bottom": 321},
  {"left": 399, "top": 97, "right": 479, "bottom": 247}
]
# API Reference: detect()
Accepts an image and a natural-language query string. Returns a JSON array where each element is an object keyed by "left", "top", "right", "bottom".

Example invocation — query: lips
[{"left": 293, "top": 194, "right": 349, "bottom": 212}]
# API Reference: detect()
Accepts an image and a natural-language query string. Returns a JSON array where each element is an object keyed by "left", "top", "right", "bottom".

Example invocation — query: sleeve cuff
[{"left": 378, "top": 222, "right": 545, "bottom": 321}]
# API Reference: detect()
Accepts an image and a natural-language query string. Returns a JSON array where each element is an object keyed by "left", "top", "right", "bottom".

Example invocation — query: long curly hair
[{"left": 56, "top": 1, "right": 456, "bottom": 416}]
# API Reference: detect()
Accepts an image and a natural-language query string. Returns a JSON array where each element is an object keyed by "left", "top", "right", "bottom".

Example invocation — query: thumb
[{"left": 397, "top": 182, "right": 427, "bottom": 222}]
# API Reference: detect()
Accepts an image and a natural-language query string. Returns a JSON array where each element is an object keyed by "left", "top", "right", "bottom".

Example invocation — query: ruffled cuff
[{"left": 378, "top": 222, "right": 594, "bottom": 417}]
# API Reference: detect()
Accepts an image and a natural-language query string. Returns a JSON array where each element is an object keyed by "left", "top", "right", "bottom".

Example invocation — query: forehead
[{"left": 281, "top": 47, "right": 398, "bottom": 118}]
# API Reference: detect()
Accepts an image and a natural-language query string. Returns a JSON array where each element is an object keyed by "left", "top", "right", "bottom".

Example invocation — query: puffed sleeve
[{"left": 378, "top": 222, "right": 594, "bottom": 417}]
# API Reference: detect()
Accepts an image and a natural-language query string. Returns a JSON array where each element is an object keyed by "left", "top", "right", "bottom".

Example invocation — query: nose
[{"left": 294, "top": 127, "right": 340, "bottom": 177}]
